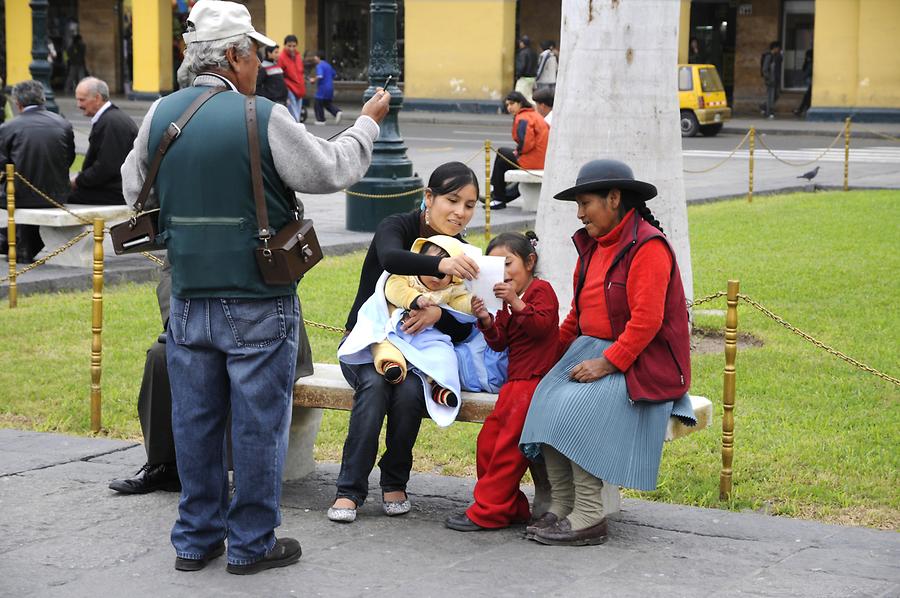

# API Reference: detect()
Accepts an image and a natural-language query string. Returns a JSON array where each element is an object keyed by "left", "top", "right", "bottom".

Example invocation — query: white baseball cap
[{"left": 182, "top": 0, "right": 277, "bottom": 48}]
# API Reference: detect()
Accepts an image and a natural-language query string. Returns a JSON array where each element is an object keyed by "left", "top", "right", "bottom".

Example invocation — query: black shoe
[
  {"left": 109, "top": 462, "right": 181, "bottom": 494},
  {"left": 175, "top": 541, "right": 225, "bottom": 572},
  {"left": 445, "top": 512, "right": 487, "bottom": 532},
  {"left": 226, "top": 537, "right": 302, "bottom": 575},
  {"left": 489, "top": 200, "right": 507, "bottom": 210}
]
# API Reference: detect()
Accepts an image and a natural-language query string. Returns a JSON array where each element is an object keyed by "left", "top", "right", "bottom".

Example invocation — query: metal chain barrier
[
  {"left": 0, "top": 228, "right": 92, "bottom": 283},
  {"left": 303, "top": 319, "right": 345, "bottom": 334},
  {"left": 344, "top": 186, "right": 426, "bottom": 199},
  {"left": 687, "top": 290, "right": 727, "bottom": 307},
  {"left": 755, "top": 126, "right": 845, "bottom": 167},
  {"left": 13, "top": 172, "right": 93, "bottom": 224},
  {"left": 682, "top": 131, "right": 751, "bottom": 174},
  {"left": 736, "top": 293, "right": 900, "bottom": 387},
  {"left": 851, "top": 122, "right": 900, "bottom": 143},
  {"left": 489, "top": 146, "right": 545, "bottom": 178}
]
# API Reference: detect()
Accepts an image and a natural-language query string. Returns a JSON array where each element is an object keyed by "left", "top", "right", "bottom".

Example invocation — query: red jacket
[
  {"left": 568, "top": 211, "right": 691, "bottom": 402},
  {"left": 478, "top": 278, "right": 559, "bottom": 380},
  {"left": 512, "top": 107, "right": 549, "bottom": 170},
  {"left": 277, "top": 50, "right": 306, "bottom": 97}
]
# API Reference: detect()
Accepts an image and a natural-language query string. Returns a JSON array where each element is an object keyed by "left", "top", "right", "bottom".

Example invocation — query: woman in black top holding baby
[{"left": 329, "top": 162, "right": 481, "bottom": 523}]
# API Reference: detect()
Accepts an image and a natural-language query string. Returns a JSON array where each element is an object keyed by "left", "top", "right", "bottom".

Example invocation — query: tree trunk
[{"left": 535, "top": 0, "right": 693, "bottom": 314}]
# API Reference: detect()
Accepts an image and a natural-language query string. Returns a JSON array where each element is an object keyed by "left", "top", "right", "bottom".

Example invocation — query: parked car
[{"left": 678, "top": 63, "right": 731, "bottom": 137}]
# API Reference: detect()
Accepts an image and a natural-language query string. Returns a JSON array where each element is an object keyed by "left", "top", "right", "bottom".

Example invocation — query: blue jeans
[
  {"left": 167, "top": 295, "right": 299, "bottom": 566},
  {"left": 336, "top": 361, "right": 426, "bottom": 506},
  {"left": 286, "top": 91, "right": 304, "bottom": 122}
]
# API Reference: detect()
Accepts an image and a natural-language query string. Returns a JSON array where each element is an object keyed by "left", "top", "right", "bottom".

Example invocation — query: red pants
[{"left": 466, "top": 378, "right": 539, "bottom": 528}]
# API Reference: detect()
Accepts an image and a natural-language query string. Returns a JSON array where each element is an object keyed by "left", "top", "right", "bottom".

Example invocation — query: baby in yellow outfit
[{"left": 372, "top": 235, "right": 473, "bottom": 406}]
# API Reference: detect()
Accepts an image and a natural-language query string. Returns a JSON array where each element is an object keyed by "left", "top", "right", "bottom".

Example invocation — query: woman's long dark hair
[{"left": 427, "top": 161, "right": 480, "bottom": 199}]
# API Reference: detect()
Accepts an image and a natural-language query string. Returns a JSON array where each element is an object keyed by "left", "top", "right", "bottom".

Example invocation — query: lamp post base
[{"left": 345, "top": 177, "right": 423, "bottom": 232}]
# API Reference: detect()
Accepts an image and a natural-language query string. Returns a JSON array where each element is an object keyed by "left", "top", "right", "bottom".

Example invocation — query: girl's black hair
[
  {"left": 418, "top": 241, "right": 450, "bottom": 259},
  {"left": 505, "top": 91, "right": 533, "bottom": 109},
  {"left": 486, "top": 231, "right": 540, "bottom": 272},
  {"left": 427, "top": 161, "right": 480, "bottom": 199}
]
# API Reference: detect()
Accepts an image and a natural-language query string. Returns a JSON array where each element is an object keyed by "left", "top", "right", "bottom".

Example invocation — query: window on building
[
  {"left": 319, "top": 0, "right": 405, "bottom": 83},
  {"left": 782, "top": 0, "right": 814, "bottom": 91}
]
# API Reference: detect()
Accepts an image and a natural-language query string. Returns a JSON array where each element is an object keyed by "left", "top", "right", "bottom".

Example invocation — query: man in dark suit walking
[
  {"left": 0, "top": 80, "right": 75, "bottom": 262},
  {"left": 68, "top": 77, "right": 138, "bottom": 205}
]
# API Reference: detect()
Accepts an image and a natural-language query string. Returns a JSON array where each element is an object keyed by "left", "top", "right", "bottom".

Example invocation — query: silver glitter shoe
[
  {"left": 327, "top": 501, "right": 358, "bottom": 523},
  {"left": 382, "top": 491, "right": 411, "bottom": 517}
]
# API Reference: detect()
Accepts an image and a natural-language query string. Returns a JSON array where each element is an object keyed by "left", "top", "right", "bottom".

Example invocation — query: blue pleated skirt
[{"left": 519, "top": 336, "right": 696, "bottom": 491}]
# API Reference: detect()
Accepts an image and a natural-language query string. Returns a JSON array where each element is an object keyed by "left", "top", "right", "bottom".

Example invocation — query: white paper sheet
[{"left": 464, "top": 255, "right": 506, "bottom": 314}]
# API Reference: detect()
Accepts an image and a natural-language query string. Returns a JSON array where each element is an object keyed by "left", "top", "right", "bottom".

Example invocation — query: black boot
[{"left": 109, "top": 462, "right": 181, "bottom": 494}]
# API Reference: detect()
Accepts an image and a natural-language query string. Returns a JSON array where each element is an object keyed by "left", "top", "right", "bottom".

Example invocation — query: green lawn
[{"left": 1, "top": 190, "right": 897, "bottom": 528}]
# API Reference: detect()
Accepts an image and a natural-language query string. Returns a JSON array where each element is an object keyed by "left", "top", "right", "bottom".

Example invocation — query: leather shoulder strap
[
  {"left": 134, "top": 86, "right": 227, "bottom": 212},
  {"left": 245, "top": 95, "right": 269, "bottom": 238}
]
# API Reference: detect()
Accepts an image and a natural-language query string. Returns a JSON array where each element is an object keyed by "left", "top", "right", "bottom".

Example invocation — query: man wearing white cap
[{"left": 121, "top": 0, "right": 389, "bottom": 575}]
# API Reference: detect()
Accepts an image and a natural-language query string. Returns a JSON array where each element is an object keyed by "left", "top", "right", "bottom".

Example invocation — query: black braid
[{"left": 634, "top": 202, "right": 664, "bottom": 233}]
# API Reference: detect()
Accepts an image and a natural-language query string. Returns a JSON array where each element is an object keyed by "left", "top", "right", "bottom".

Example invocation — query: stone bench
[
  {"left": 1, "top": 205, "right": 134, "bottom": 268},
  {"left": 289, "top": 362, "right": 712, "bottom": 516},
  {"left": 504, "top": 169, "right": 543, "bottom": 213}
]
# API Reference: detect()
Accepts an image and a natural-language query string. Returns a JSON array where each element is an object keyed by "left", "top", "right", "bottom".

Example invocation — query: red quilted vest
[{"left": 572, "top": 212, "right": 691, "bottom": 402}]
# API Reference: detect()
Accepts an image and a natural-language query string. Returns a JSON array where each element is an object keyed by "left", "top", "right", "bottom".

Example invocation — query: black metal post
[
  {"left": 29, "top": 0, "right": 58, "bottom": 113},
  {"left": 345, "top": 0, "right": 422, "bottom": 232}
]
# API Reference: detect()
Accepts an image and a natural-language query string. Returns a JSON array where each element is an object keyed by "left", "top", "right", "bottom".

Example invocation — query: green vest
[{"left": 151, "top": 86, "right": 296, "bottom": 298}]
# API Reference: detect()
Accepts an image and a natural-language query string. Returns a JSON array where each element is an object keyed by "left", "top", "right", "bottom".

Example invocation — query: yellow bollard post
[
  {"left": 484, "top": 140, "right": 492, "bottom": 242},
  {"left": 720, "top": 279, "right": 740, "bottom": 501},
  {"left": 90, "top": 218, "right": 104, "bottom": 433},
  {"left": 843, "top": 117, "right": 851, "bottom": 192},
  {"left": 747, "top": 128, "right": 755, "bottom": 203},
  {"left": 6, "top": 164, "right": 17, "bottom": 308}
]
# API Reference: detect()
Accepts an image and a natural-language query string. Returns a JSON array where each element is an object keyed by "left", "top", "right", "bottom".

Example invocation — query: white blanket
[{"left": 338, "top": 272, "right": 476, "bottom": 427}]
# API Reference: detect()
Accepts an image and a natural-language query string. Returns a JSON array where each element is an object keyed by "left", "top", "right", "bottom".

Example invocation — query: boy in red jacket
[{"left": 277, "top": 34, "right": 306, "bottom": 122}]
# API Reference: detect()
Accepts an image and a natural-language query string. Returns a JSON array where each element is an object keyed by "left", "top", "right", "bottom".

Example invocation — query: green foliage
[{"left": 0, "top": 191, "right": 897, "bottom": 527}]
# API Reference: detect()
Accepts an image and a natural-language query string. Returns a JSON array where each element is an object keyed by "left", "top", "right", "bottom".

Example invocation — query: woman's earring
[
  {"left": 425, "top": 209, "right": 430, "bottom": 226},
  {"left": 463, "top": 226, "right": 468, "bottom": 238}
]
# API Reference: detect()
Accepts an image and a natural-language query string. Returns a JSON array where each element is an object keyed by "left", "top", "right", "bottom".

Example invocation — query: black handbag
[
  {"left": 245, "top": 96, "right": 323, "bottom": 284},
  {"left": 111, "top": 87, "right": 226, "bottom": 255}
]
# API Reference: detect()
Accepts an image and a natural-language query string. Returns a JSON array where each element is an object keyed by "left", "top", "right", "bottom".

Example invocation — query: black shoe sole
[
  {"left": 444, "top": 518, "right": 488, "bottom": 532},
  {"left": 108, "top": 479, "right": 181, "bottom": 494},
  {"left": 175, "top": 543, "right": 225, "bottom": 571},
  {"left": 226, "top": 545, "right": 302, "bottom": 575}
]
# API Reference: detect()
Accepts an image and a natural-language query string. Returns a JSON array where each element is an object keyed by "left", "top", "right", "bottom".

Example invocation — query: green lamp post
[
  {"left": 29, "top": 0, "right": 59, "bottom": 113},
  {"left": 345, "top": 0, "right": 422, "bottom": 232}
]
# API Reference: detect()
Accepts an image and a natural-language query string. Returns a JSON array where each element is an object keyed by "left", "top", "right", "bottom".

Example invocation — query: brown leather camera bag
[{"left": 246, "top": 96, "right": 323, "bottom": 285}]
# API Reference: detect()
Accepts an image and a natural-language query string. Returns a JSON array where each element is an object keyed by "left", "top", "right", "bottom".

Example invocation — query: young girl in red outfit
[{"left": 445, "top": 231, "right": 559, "bottom": 531}]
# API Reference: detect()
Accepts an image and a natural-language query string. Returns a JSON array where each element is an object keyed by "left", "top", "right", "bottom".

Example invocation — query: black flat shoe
[
  {"left": 109, "top": 462, "right": 181, "bottom": 494},
  {"left": 226, "top": 537, "right": 302, "bottom": 575},
  {"left": 445, "top": 512, "right": 487, "bottom": 532},
  {"left": 174, "top": 542, "right": 225, "bottom": 572},
  {"left": 489, "top": 200, "right": 507, "bottom": 210}
]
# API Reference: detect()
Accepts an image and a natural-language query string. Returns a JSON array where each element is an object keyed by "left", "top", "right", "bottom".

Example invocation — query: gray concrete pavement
[
  {"left": 0, "top": 429, "right": 898, "bottom": 597},
  {"left": 2, "top": 265, "right": 898, "bottom": 592}
]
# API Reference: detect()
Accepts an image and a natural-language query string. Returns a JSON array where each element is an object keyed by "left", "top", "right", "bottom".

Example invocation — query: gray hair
[
  {"left": 11, "top": 80, "right": 46, "bottom": 107},
  {"left": 181, "top": 34, "right": 255, "bottom": 78},
  {"left": 77, "top": 76, "right": 110, "bottom": 101}
]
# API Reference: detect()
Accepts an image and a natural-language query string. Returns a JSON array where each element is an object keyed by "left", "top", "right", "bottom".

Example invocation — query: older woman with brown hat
[{"left": 519, "top": 159, "right": 696, "bottom": 546}]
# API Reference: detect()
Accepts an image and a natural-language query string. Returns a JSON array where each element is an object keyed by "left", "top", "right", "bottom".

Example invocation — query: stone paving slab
[{"left": 0, "top": 430, "right": 898, "bottom": 598}]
